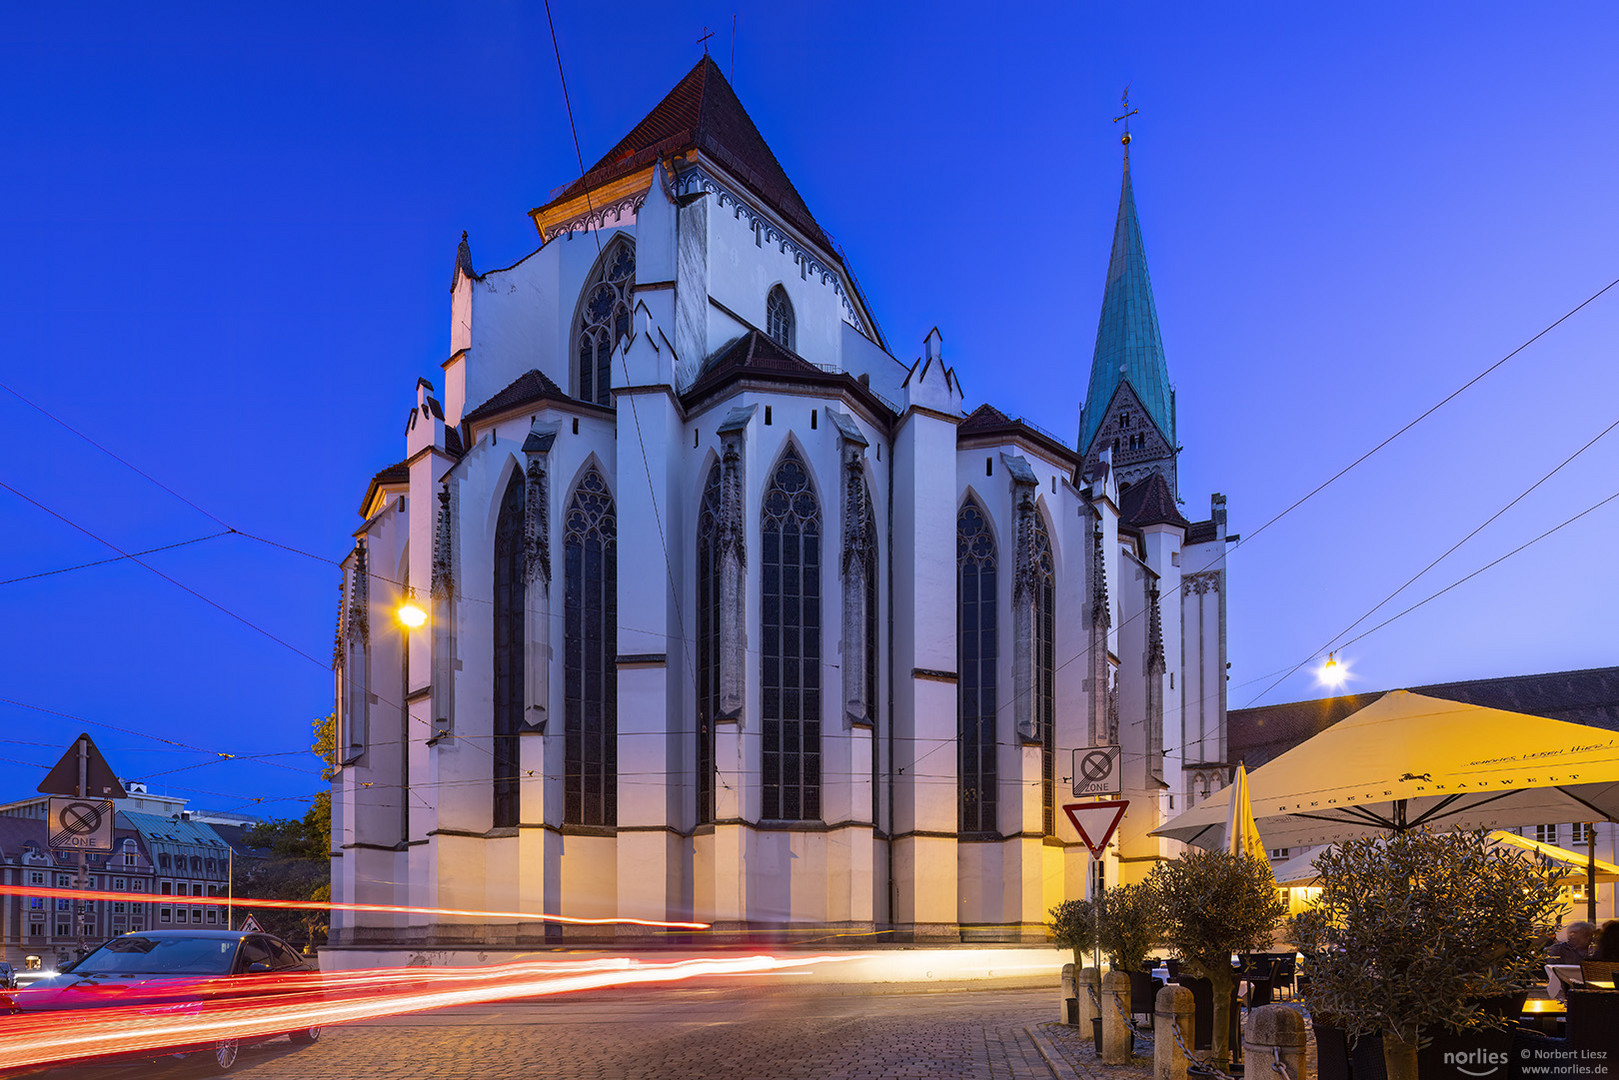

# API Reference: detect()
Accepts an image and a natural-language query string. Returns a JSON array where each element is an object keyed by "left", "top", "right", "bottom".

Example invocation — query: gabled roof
[
  {"left": 955, "top": 403, "right": 1080, "bottom": 466},
  {"left": 682, "top": 330, "right": 897, "bottom": 424},
  {"left": 538, "top": 57, "right": 831, "bottom": 253},
  {"left": 693, "top": 329, "right": 822, "bottom": 386},
  {"left": 359, "top": 459, "right": 409, "bottom": 518},
  {"left": 461, "top": 369, "right": 574, "bottom": 425},
  {"left": 1119, "top": 471, "right": 1189, "bottom": 530},
  {"left": 956, "top": 403, "right": 1013, "bottom": 436},
  {"left": 1079, "top": 155, "right": 1175, "bottom": 456}
]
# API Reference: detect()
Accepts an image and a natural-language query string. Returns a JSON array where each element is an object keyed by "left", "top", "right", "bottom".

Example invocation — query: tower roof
[
  {"left": 537, "top": 56, "right": 831, "bottom": 253},
  {"left": 1078, "top": 156, "right": 1174, "bottom": 455}
]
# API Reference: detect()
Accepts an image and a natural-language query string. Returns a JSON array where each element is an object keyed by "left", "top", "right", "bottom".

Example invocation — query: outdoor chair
[
  {"left": 1514, "top": 989, "right": 1619, "bottom": 1062},
  {"left": 1241, "top": 955, "right": 1277, "bottom": 1008},
  {"left": 1270, "top": 953, "right": 1297, "bottom": 999},
  {"left": 1578, "top": 959, "right": 1619, "bottom": 988},
  {"left": 1164, "top": 958, "right": 1181, "bottom": 978},
  {"left": 1126, "top": 970, "right": 1163, "bottom": 1025},
  {"left": 1170, "top": 976, "right": 1240, "bottom": 1054}
]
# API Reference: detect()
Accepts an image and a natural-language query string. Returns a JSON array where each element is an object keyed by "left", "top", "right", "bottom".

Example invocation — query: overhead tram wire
[
  {"left": 0, "top": 532, "right": 232, "bottom": 585},
  {"left": 1241, "top": 413, "right": 1619, "bottom": 708},
  {"left": 541, "top": 0, "right": 709, "bottom": 781},
  {"left": 899, "top": 273, "right": 1619, "bottom": 778}
]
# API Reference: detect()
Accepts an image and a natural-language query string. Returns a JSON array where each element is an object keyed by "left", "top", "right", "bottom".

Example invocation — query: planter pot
[{"left": 1090, "top": 1016, "right": 1134, "bottom": 1057}]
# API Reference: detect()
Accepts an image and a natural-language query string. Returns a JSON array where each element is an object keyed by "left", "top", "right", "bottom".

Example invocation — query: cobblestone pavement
[{"left": 36, "top": 984, "right": 1067, "bottom": 1080}]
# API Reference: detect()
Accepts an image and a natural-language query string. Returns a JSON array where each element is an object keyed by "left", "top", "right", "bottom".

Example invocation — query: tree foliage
[
  {"left": 1148, "top": 850, "right": 1285, "bottom": 1068},
  {"left": 1097, "top": 882, "right": 1161, "bottom": 972},
  {"left": 1289, "top": 828, "right": 1564, "bottom": 1049},
  {"left": 1049, "top": 898, "right": 1097, "bottom": 972}
]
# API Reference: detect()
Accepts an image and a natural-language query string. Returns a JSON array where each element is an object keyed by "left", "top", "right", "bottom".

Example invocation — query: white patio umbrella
[
  {"left": 1226, "top": 762, "right": 1267, "bottom": 860},
  {"left": 1153, "top": 690, "right": 1619, "bottom": 850},
  {"left": 1269, "top": 831, "right": 1619, "bottom": 888}
]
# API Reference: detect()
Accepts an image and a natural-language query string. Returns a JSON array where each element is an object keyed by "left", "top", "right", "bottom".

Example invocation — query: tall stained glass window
[
  {"left": 1033, "top": 513, "right": 1057, "bottom": 835},
  {"left": 575, "top": 238, "right": 635, "bottom": 406},
  {"left": 492, "top": 471, "right": 525, "bottom": 828},
  {"left": 761, "top": 445, "right": 821, "bottom": 821},
  {"left": 695, "top": 462, "right": 722, "bottom": 824},
  {"left": 958, "top": 497, "right": 997, "bottom": 834},
  {"left": 765, "top": 285, "right": 795, "bottom": 351},
  {"left": 564, "top": 468, "right": 617, "bottom": 826}
]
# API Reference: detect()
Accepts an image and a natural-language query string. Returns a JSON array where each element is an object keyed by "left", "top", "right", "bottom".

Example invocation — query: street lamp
[
  {"left": 1317, "top": 652, "right": 1350, "bottom": 690},
  {"left": 397, "top": 588, "right": 427, "bottom": 629}
]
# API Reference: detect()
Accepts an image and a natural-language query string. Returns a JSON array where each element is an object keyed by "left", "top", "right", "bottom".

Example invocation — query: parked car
[
  {"left": 4, "top": 928, "right": 324, "bottom": 1073},
  {"left": 0, "top": 962, "right": 15, "bottom": 990}
]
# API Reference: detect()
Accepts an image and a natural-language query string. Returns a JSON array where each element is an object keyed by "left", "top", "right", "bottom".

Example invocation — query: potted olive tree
[
  {"left": 1049, "top": 898, "right": 1096, "bottom": 1025},
  {"left": 1148, "top": 850, "right": 1286, "bottom": 1072},
  {"left": 1097, "top": 882, "right": 1162, "bottom": 1018},
  {"left": 1290, "top": 828, "right": 1564, "bottom": 1080}
]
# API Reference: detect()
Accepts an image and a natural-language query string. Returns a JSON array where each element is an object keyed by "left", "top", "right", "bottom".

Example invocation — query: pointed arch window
[
  {"left": 695, "top": 462, "right": 722, "bottom": 825},
  {"left": 1033, "top": 513, "right": 1057, "bottom": 835},
  {"left": 564, "top": 468, "right": 617, "bottom": 826},
  {"left": 761, "top": 445, "right": 820, "bottom": 821},
  {"left": 765, "top": 285, "right": 794, "bottom": 352},
  {"left": 958, "top": 497, "right": 997, "bottom": 834},
  {"left": 574, "top": 238, "right": 635, "bottom": 407},
  {"left": 492, "top": 471, "right": 525, "bottom": 828}
]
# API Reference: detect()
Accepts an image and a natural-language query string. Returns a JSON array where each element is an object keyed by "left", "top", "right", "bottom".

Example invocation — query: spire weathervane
[{"left": 1113, "top": 86, "right": 1138, "bottom": 149}]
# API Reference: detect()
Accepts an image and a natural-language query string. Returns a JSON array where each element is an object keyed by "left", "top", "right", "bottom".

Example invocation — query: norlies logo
[{"left": 1444, "top": 1049, "right": 1509, "bottom": 1078}]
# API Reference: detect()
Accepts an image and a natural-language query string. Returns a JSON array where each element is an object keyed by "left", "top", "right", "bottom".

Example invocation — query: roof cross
[
  {"left": 1113, "top": 85, "right": 1138, "bottom": 147},
  {"left": 697, "top": 27, "right": 715, "bottom": 54}
]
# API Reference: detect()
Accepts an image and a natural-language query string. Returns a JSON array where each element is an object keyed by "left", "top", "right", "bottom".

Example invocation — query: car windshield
[{"left": 73, "top": 936, "right": 237, "bottom": 976}]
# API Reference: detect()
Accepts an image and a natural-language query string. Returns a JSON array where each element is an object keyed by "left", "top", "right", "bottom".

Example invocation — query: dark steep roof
[
  {"left": 1229, "top": 666, "right": 1619, "bottom": 770},
  {"left": 359, "top": 460, "right": 409, "bottom": 517},
  {"left": 1119, "top": 471, "right": 1189, "bottom": 530},
  {"left": 694, "top": 329, "right": 822, "bottom": 386},
  {"left": 539, "top": 57, "right": 831, "bottom": 253},
  {"left": 956, "top": 403, "right": 1013, "bottom": 436},
  {"left": 462, "top": 369, "right": 573, "bottom": 424}
]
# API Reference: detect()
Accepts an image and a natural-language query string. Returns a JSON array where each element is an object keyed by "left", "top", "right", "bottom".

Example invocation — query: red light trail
[
  {"left": 0, "top": 954, "right": 861, "bottom": 1070},
  {"left": 0, "top": 883, "right": 709, "bottom": 929}
]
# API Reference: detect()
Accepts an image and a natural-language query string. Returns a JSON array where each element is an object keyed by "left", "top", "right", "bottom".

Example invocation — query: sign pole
[{"left": 76, "top": 736, "right": 88, "bottom": 960}]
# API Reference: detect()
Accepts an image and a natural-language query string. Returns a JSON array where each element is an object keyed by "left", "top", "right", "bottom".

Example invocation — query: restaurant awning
[{"left": 1153, "top": 690, "right": 1619, "bottom": 850}]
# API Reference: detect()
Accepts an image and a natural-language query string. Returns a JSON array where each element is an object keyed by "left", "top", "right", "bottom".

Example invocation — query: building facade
[
  {"left": 0, "top": 816, "right": 155, "bottom": 968},
  {"left": 330, "top": 58, "right": 1231, "bottom": 949}
]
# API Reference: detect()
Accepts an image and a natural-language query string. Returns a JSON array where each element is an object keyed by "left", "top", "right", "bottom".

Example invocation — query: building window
[
  {"left": 55, "top": 899, "right": 69, "bottom": 911},
  {"left": 28, "top": 872, "right": 43, "bottom": 885},
  {"left": 161, "top": 882, "right": 172, "bottom": 895},
  {"left": 1536, "top": 823, "right": 1559, "bottom": 846},
  {"left": 492, "top": 469, "right": 525, "bottom": 829},
  {"left": 56, "top": 874, "right": 71, "bottom": 888},
  {"left": 112, "top": 902, "right": 126, "bottom": 914},
  {"left": 765, "top": 285, "right": 795, "bottom": 351},
  {"left": 761, "top": 445, "right": 822, "bottom": 821},
  {"left": 574, "top": 237, "right": 635, "bottom": 407},
  {"left": 695, "top": 461, "right": 722, "bottom": 825},
  {"left": 28, "top": 898, "right": 42, "bottom": 910},
  {"left": 1570, "top": 822, "right": 1593, "bottom": 846},
  {"left": 160, "top": 908, "right": 171, "bottom": 923},
  {"left": 176, "top": 883, "right": 188, "bottom": 897},
  {"left": 958, "top": 497, "right": 998, "bottom": 834},
  {"left": 1033, "top": 512, "right": 1057, "bottom": 835},
  {"left": 56, "top": 923, "right": 70, "bottom": 937},
  {"left": 1119, "top": 412, "right": 1131, "bottom": 429},
  {"left": 1269, "top": 848, "right": 1291, "bottom": 860},
  {"left": 112, "top": 878, "right": 125, "bottom": 890},
  {"left": 206, "top": 909, "right": 217, "bottom": 924},
  {"left": 564, "top": 467, "right": 618, "bottom": 826},
  {"left": 1090, "top": 857, "right": 1106, "bottom": 900},
  {"left": 158, "top": 853, "right": 171, "bottom": 870}
]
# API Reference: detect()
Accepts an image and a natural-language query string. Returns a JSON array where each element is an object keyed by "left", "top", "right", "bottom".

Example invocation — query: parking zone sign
[{"left": 47, "top": 797, "right": 115, "bottom": 852}]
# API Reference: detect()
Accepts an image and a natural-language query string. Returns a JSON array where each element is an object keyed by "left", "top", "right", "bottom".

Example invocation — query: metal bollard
[
  {"left": 1102, "top": 969, "right": 1133, "bottom": 1064},
  {"left": 1154, "top": 983, "right": 1196, "bottom": 1080},
  {"left": 1243, "top": 1003, "right": 1308, "bottom": 1080},
  {"left": 1078, "top": 966, "right": 1101, "bottom": 1028},
  {"left": 1061, "top": 963, "right": 1077, "bottom": 1024}
]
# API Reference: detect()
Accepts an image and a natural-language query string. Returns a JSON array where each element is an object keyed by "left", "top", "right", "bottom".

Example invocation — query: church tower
[{"left": 1077, "top": 147, "right": 1177, "bottom": 496}]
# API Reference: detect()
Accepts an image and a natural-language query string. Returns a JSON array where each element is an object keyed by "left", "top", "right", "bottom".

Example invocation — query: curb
[{"left": 1026, "top": 1023, "right": 1083, "bottom": 1080}]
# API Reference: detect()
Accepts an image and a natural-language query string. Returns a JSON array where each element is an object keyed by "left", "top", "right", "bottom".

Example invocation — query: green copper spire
[{"left": 1078, "top": 154, "right": 1174, "bottom": 456}]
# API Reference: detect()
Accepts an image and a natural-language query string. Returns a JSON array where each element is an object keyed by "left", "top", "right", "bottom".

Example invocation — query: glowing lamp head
[
  {"left": 397, "top": 601, "right": 428, "bottom": 629},
  {"left": 1317, "top": 652, "right": 1350, "bottom": 689}
]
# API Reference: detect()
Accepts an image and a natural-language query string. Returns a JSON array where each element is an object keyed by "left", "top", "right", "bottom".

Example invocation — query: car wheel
[
  {"left": 289, "top": 1025, "right": 322, "bottom": 1045},
  {"left": 205, "top": 1037, "right": 239, "bottom": 1073}
]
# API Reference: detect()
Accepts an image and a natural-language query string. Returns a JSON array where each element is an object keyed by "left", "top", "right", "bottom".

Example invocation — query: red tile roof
[
  {"left": 461, "top": 369, "right": 574, "bottom": 424},
  {"left": 539, "top": 57, "right": 831, "bottom": 253},
  {"left": 1119, "top": 472, "right": 1190, "bottom": 530}
]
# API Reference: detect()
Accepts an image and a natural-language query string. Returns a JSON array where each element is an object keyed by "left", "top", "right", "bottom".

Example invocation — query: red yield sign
[{"left": 1063, "top": 800, "right": 1128, "bottom": 857}]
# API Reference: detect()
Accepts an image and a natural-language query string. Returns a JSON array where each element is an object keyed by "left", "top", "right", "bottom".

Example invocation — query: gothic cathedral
[{"left": 329, "top": 58, "right": 1230, "bottom": 953}]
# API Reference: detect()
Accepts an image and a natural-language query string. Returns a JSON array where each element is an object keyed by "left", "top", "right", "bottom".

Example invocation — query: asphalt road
[{"left": 29, "top": 983, "right": 1063, "bottom": 1080}]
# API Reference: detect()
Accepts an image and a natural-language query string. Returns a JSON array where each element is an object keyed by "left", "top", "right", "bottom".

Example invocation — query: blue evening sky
[{"left": 3, "top": 2, "right": 1616, "bottom": 816}]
